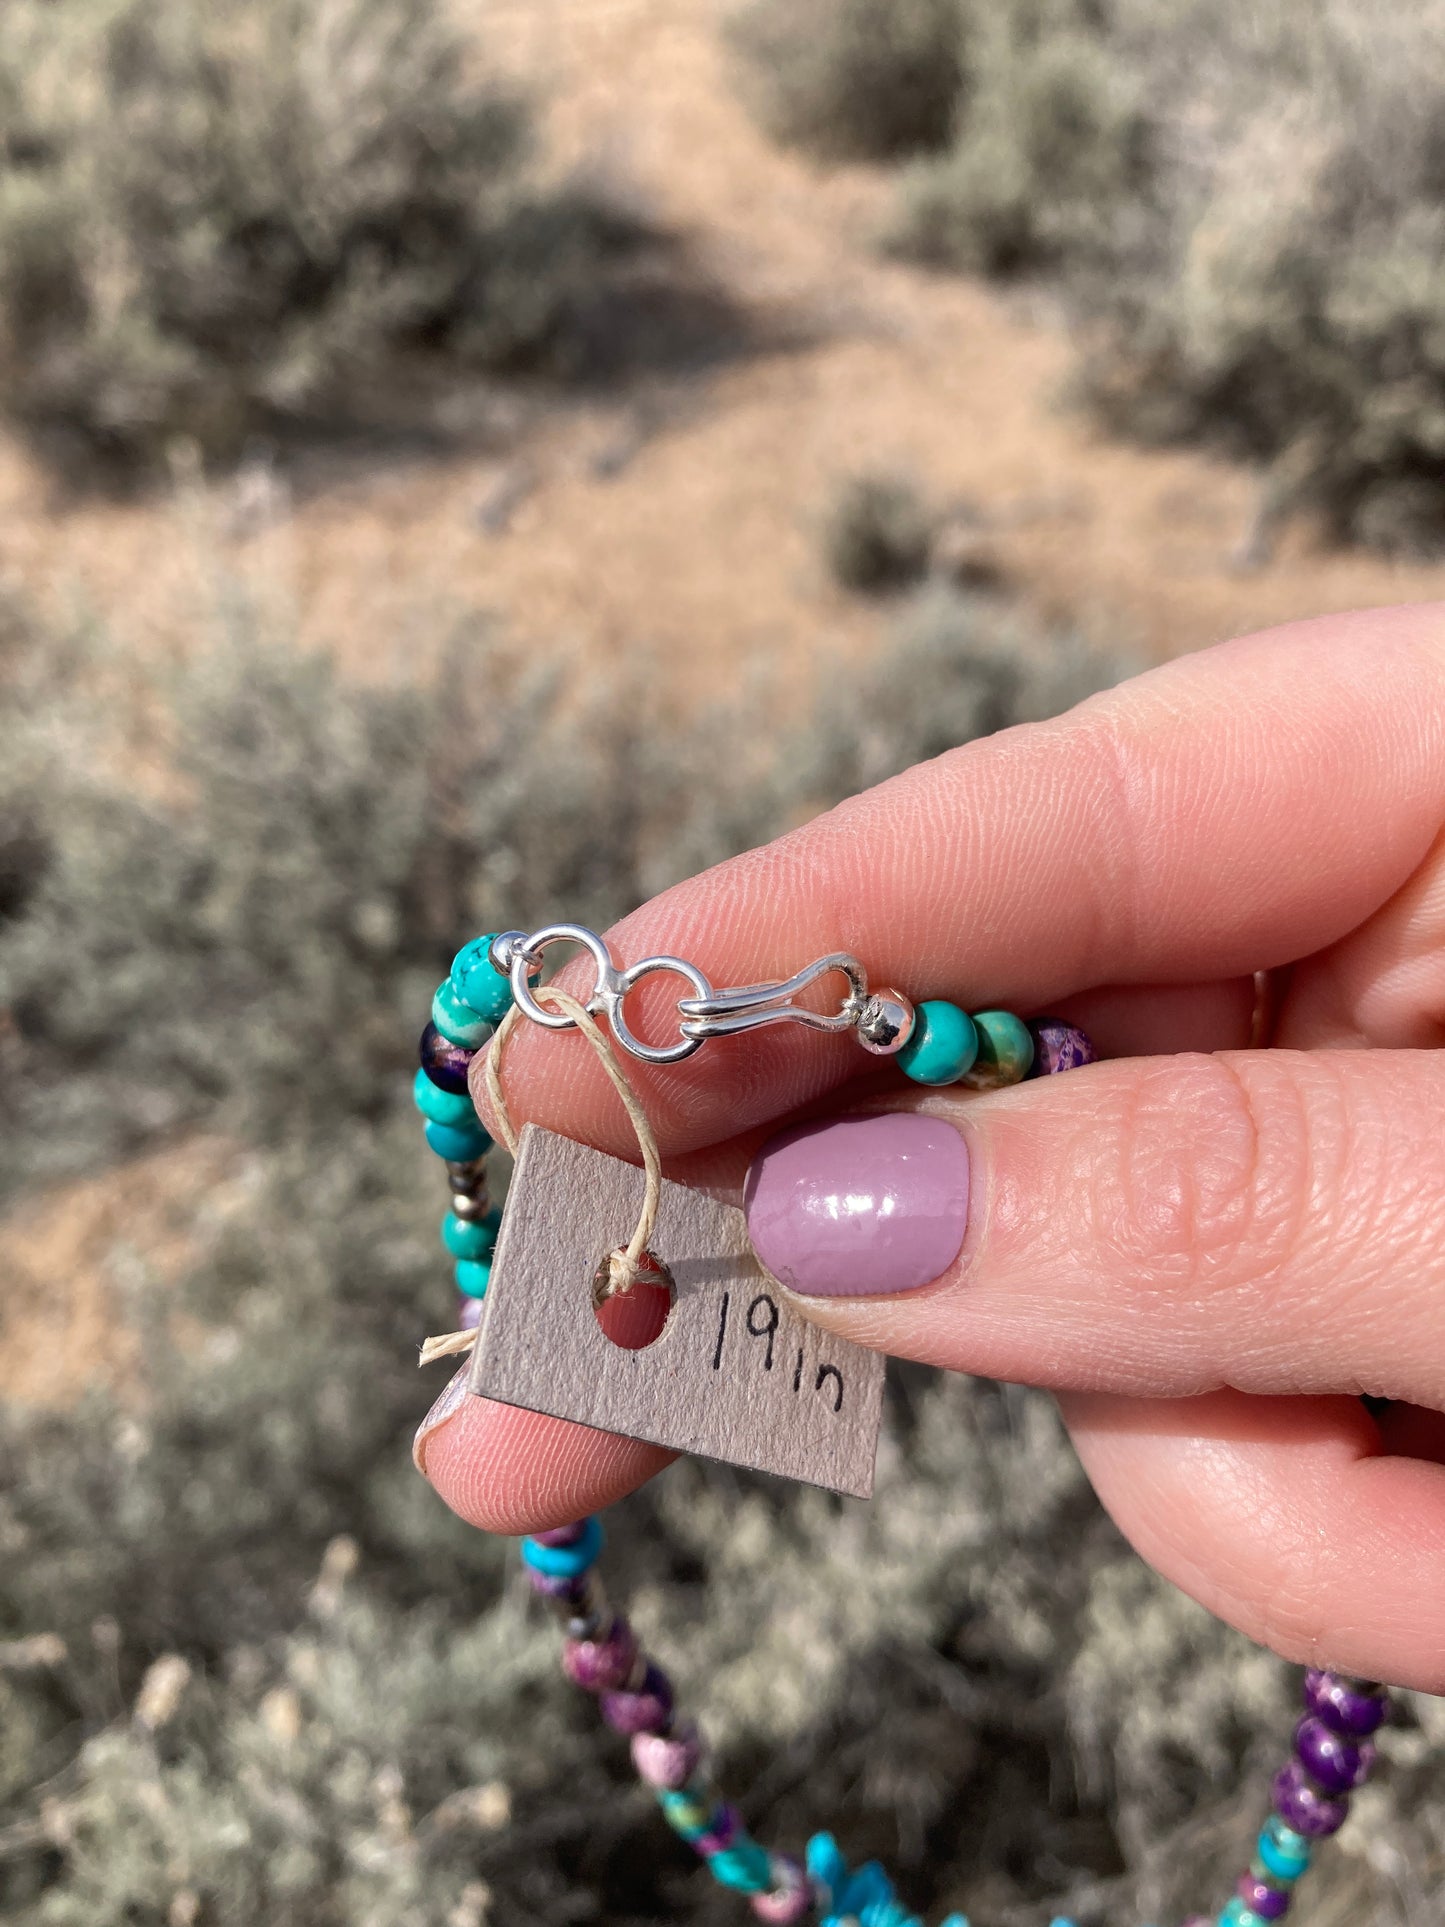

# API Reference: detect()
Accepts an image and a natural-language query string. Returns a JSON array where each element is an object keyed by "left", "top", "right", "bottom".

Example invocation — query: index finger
[{"left": 475, "top": 604, "right": 1445, "bottom": 1163}]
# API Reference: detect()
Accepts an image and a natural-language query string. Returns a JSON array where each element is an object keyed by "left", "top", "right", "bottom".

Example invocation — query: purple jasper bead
[
  {"left": 1025, "top": 1018, "right": 1095, "bottom": 1077},
  {"left": 1303, "top": 1670, "right": 1389, "bottom": 1738},
  {"left": 600, "top": 1661, "right": 674, "bottom": 1736},
  {"left": 633, "top": 1722, "right": 705, "bottom": 1790},
  {"left": 1295, "top": 1715, "right": 1375, "bottom": 1794},
  {"left": 419, "top": 1021, "right": 474, "bottom": 1095},
  {"left": 533, "top": 1521, "right": 589, "bottom": 1549},
  {"left": 696, "top": 1802, "right": 743, "bottom": 1856},
  {"left": 563, "top": 1616, "right": 638, "bottom": 1692},
  {"left": 525, "top": 1567, "right": 589, "bottom": 1603},
  {"left": 1272, "top": 1760, "right": 1351, "bottom": 1837},
  {"left": 1238, "top": 1875, "right": 1292, "bottom": 1921}
]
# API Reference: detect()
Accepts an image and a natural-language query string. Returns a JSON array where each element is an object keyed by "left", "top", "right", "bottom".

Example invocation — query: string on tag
[{"left": 419, "top": 984, "right": 664, "bottom": 1367}]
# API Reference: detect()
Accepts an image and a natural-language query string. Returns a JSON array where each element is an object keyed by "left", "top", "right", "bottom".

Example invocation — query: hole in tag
[{"left": 592, "top": 1250, "right": 675, "bottom": 1351}]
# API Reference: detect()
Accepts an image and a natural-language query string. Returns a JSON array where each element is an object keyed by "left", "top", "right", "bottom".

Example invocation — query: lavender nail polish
[{"left": 744, "top": 1113, "right": 970, "bottom": 1299}]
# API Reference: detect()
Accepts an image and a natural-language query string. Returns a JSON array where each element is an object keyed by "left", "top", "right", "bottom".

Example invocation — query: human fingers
[
  {"left": 475, "top": 604, "right": 1445, "bottom": 1163},
  {"left": 1061, "top": 1388, "right": 1445, "bottom": 1692},
  {"left": 413, "top": 1369, "right": 673, "bottom": 1535},
  {"left": 744, "top": 1048, "right": 1445, "bottom": 1414}
]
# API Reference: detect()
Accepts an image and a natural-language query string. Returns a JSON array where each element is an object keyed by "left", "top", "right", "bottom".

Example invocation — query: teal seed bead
[
  {"left": 659, "top": 1786, "right": 714, "bottom": 1836},
  {"left": 963, "top": 1008, "right": 1034, "bottom": 1089},
  {"left": 1257, "top": 1817, "right": 1312, "bottom": 1881},
  {"left": 1219, "top": 1903, "right": 1265, "bottom": 1927},
  {"left": 454, "top": 1258, "right": 492, "bottom": 1300},
  {"left": 896, "top": 1000, "right": 979, "bottom": 1086},
  {"left": 521, "top": 1515, "right": 603, "bottom": 1577},
  {"left": 424, "top": 1118, "right": 491, "bottom": 1162},
  {"left": 431, "top": 978, "right": 494, "bottom": 1049},
  {"left": 442, "top": 1209, "right": 500, "bottom": 1260},
  {"left": 412, "top": 1067, "right": 477, "bottom": 1128},
  {"left": 708, "top": 1839, "right": 773, "bottom": 1894},
  {"left": 451, "top": 934, "right": 521, "bottom": 1027}
]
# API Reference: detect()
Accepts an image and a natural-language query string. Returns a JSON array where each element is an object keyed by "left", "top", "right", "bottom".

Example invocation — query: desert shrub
[
  {"left": 886, "top": 3, "right": 1152, "bottom": 277},
  {"left": 822, "top": 470, "right": 936, "bottom": 592},
  {"left": 726, "top": 0, "right": 967, "bottom": 162},
  {"left": 5, "top": 595, "right": 1440, "bottom": 1923},
  {"left": 0, "top": 0, "right": 642, "bottom": 469}
]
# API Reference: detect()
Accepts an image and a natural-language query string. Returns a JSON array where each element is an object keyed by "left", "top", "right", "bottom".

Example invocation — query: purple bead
[
  {"left": 632, "top": 1722, "right": 705, "bottom": 1789},
  {"left": 1025, "top": 1018, "right": 1096, "bottom": 1077},
  {"left": 600, "top": 1661, "right": 673, "bottom": 1736},
  {"left": 1295, "top": 1715, "right": 1375, "bottom": 1793},
  {"left": 695, "top": 1802, "right": 742, "bottom": 1856},
  {"left": 1272, "top": 1760, "right": 1351, "bottom": 1837},
  {"left": 458, "top": 1294, "right": 483, "bottom": 1331},
  {"left": 525, "top": 1567, "right": 589, "bottom": 1603},
  {"left": 533, "top": 1521, "right": 589, "bottom": 1548},
  {"left": 563, "top": 1616, "right": 638, "bottom": 1692},
  {"left": 419, "top": 1021, "right": 475, "bottom": 1095},
  {"left": 1238, "top": 1875, "right": 1292, "bottom": 1920},
  {"left": 1303, "top": 1670, "right": 1389, "bottom": 1738}
]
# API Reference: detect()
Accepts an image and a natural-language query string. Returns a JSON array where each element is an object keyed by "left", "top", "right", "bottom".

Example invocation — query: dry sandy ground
[
  {"left": 1, "top": 0, "right": 1442, "bottom": 707},
  {"left": 6, "top": 0, "right": 1445, "bottom": 1402}
]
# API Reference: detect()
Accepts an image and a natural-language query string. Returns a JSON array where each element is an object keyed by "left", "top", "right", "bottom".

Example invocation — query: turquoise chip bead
[
  {"left": 659, "top": 1789, "right": 712, "bottom": 1839},
  {"left": 896, "top": 1000, "right": 979, "bottom": 1086},
  {"left": 454, "top": 1258, "right": 492, "bottom": 1299},
  {"left": 1219, "top": 1903, "right": 1264, "bottom": 1927},
  {"left": 450, "top": 933, "right": 524, "bottom": 1027},
  {"left": 424, "top": 1118, "right": 490, "bottom": 1163},
  {"left": 412, "top": 1067, "right": 477, "bottom": 1128},
  {"left": 707, "top": 1839, "right": 772, "bottom": 1894},
  {"left": 1257, "top": 1817, "right": 1312, "bottom": 1881},
  {"left": 431, "top": 978, "right": 494, "bottom": 1049},
  {"left": 522, "top": 1516, "right": 603, "bottom": 1577},
  {"left": 963, "top": 1008, "right": 1034, "bottom": 1089},
  {"left": 442, "top": 1210, "right": 500, "bottom": 1259}
]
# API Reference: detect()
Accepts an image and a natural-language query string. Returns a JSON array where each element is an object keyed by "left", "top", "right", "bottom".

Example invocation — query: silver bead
[
  {"left": 856, "top": 987, "right": 916, "bottom": 1056},
  {"left": 445, "top": 1157, "right": 488, "bottom": 1186},
  {"left": 448, "top": 1187, "right": 492, "bottom": 1221}
]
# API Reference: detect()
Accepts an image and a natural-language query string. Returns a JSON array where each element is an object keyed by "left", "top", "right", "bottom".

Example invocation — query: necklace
[{"left": 412, "top": 924, "right": 1389, "bottom": 1927}]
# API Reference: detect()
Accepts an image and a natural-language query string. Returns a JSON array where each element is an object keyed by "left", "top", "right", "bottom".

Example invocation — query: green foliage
[
  {"left": 726, "top": 0, "right": 967, "bottom": 162},
  {"left": 822, "top": 471, "right": 936, "bottom": 593},
  {"left": 3, "top": 593, "right": 1439, "bottom": 1923},
  {"left": 0, "top": 0, "right": 641, "bottom": 469}
]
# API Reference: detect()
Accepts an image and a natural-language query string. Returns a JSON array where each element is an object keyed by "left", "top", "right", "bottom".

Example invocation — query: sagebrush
[
  {"left": 0, "top": 0, "right": 642, "bottom": 468},
  {"left": 733, "top": 0, "right": 1445, "bottom": 555},
  {"left": 2, "top": 593, "right": 1441, "bottom": 1925}
]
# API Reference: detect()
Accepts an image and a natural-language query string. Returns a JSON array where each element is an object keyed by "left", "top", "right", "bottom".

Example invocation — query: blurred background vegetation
[{"left": 1, "top": 2, "right": 1443, "bottom": 1924}]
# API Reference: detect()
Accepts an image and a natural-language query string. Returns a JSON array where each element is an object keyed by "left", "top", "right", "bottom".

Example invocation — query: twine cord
[{"left": 420, "top": 984, "right": 663, "bottom": 1367}]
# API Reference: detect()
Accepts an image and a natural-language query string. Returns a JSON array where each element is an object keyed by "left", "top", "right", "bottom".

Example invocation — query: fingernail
[
  {"left": 744, "top": 1113, "right": 969, "bottom": 1299},
  {"left": 413, "top": 1363, "right": 470, "bottom": 1476}
]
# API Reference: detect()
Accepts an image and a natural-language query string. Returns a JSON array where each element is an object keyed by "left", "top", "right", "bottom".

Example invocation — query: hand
[{"left": 416, "top": 603, "right": 1445, "bottom": 1693}]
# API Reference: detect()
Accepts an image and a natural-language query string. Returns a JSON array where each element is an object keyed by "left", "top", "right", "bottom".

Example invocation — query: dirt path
[{"left": 0, "top": 0, "right": 1440, "bottom": 703}]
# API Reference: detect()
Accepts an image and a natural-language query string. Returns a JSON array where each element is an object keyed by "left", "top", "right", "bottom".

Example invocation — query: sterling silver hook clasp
[{"left": 487, "top": 924, "right": 903, "bottom": 1066}]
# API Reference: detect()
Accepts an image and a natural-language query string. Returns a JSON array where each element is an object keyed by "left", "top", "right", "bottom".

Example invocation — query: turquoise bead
[
  {"left": 659, "top": 1786, "right": 714, "bottom": 1836},
  {"left": 1219, "top": 1903, "right": 1264, "bottom": 1927},
  {"left": 896, "top": 1000, "right": 978, "bottom": 1085},
  {"left": 431, "top": 978, "right": 494, "bottom": 1049},
  {"left": 442, "top": 1210, "right": 500, "bottom": 1259},
  {"left": 424, "top": 1118, "right": 490, "bottom": 1163},
  {"left": 707, "top": 1838, "right": 772, "bottom": 1894},
  {"left": 450, "top": 934, "right": 520, "bottom": 1027},
  {"left": 454, "top": 1258, "right": 492, "bottom": 1299},
  {"left": 963, "top": 1009, "right": 1034, "bottom": 1089},
  {"left": 522, "top": 1516, "right": 603, "bottom": 1577},
  {"left": 1257, "top": 1816, "right": 1312, "bottom": 1881},
  {"left": 412, "top": 1067, "right": 477, "bottom": 1127}
]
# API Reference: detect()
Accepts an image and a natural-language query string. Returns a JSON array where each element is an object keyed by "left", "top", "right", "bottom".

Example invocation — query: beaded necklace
[{"left": 413, "top": 925, "right": 1390, "bottom": 1927}]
